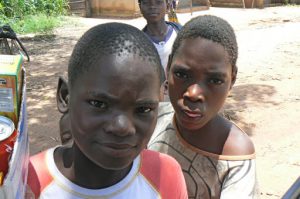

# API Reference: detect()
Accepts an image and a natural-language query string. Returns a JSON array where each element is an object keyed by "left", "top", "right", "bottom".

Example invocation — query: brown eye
[
  {"left": 208, "top": 78, "right": 224, "bottom": 85},
  {"left": 174, "top": 71, "right": 188, "bottom": 79},
  {"left": 89, "top": 100, "right": 107, "bottom": 109},
  {"left": 136, "top": 106, "right": 152, "bottom": 114}
]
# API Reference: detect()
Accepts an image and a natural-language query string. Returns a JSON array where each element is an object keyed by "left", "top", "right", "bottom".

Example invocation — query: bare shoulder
[{"left": 223, "top": 122, "right": 255, "bottom": 156}]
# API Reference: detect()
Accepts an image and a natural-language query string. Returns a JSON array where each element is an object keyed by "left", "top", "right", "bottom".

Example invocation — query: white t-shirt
[
  {"left": 143, "top": 25, "right": 178, "bottom": 74},
  {"left": 153, "top": 28, "right": 177, "bottom": 73},
  {"left": 27, "top": 147, "right": 188, "bottom": 199}
]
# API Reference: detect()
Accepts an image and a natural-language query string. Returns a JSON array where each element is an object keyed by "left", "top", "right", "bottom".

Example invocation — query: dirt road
[{"left": 23, "top": 6, "right": 300, "bottom": 198}]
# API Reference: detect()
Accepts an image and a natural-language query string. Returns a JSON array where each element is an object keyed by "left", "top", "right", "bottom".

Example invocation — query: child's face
[
  {"left": 168, "top": 37, "right": 236, "bottom": 131},
  {"left": 140, "top": 0, "right": 167, "bottom": 23},
  {"left": 68, "top": 54, "right": 160, "bottom": 170}
]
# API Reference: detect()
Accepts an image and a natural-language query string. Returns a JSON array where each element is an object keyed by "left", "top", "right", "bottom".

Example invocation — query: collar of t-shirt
[{"left": 144, "top": 24, "right": 174, "bottom": 45}]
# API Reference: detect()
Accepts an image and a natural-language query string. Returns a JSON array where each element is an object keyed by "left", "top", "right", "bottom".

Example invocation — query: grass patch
[
  {"left": 7, "top": 14, "right": 61, "bottom": 34},
  {"left": 0, "top": 13, "right": 78, "bottom": 35}
]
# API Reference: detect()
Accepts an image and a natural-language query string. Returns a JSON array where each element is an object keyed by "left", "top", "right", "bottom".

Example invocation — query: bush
[
  {"left": 0, "top": 0, "right": 69, "bottom": 34},
  {"left": 0, "top": 0, "right": 68, "bottom": 19},
  {"left": 16, "top": 14, "right": 63, "bottom": 34}
]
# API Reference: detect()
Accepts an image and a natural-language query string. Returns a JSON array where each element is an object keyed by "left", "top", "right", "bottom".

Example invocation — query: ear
[
  {"left": 166, "top": 54, "right": 172, "bottom": 77},
  {"left": 163, "top": 80, "right": 168, "bottom": 95},
  {"left": 159, "top": 80, "right": 169, "bottom": 102},
  {"left": 56, "top": 76, "right": 69, "bottom": 113},
  {"left": 230, "top": 67, "right": 238, "bottom": 89}
]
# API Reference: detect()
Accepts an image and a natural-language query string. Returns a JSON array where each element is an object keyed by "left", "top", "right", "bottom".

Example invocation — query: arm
[{"left": 221, "top": 159, "right": 260, "bottom": 199}]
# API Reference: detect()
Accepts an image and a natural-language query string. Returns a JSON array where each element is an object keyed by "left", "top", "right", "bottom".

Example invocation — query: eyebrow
[
  {"left": 136, "top": 100, "right": 159, "bottom": 106},
  {"left": 173, "top": 64, "right": 228, "bottom": 76},
  {"left": 87, "top": 91, "right": 159, "bottom": 105},
  {"left": 172, "top": 64, "right": 190, "bottom": 70},
  {"left": 205, "top": 71, "right": 227, "bottom": 77},
  {"left": 87, "top": 91, "right": 118, "bottom": 102}
]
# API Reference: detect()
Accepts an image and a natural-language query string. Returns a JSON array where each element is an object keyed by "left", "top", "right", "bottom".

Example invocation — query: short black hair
[
  {"left": 68, "top": 22, "right": 163, "bottom": 87},
  {"left": 169, "top": 15, "right": 238, "bottom": 72}
]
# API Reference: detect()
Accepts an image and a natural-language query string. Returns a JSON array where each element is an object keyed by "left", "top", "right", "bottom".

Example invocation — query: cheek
[
  {"left": 69, "top": 103, "right": 102, "bottom": 138},
  {"left": 168, "top": 78, "right": 184, "bottom": 98},
  {"left": 136, "top": 114, "right": 157, "bottom": 139}
]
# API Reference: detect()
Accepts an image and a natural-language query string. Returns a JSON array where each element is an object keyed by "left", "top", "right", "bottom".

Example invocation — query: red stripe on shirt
[
  {"left": 27, "top": 151, "right": 53, "bottom": 198},
  {"left": 140, "top": 149, "right": 188, "bottom": 199}
]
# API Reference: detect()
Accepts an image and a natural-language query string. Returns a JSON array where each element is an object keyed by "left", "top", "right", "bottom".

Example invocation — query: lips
[
  {"left": 104, "top": 143, "right": 135, "bottom": 150},
  {"left": 177, "top": 106, "right": 205, "bottom": 125},
  {"left": 148, "top": 12, "right": 159, "bottom": 16},
  {"left": 101, "top": 143, "right": 136, "bottom": 157},
  {"left": 182, "top": 109, "right": 203, "bottom": 119}
]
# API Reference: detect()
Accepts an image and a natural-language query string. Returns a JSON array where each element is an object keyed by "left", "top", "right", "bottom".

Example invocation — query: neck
[
  {"left": 146, "top": 20, "right": 168, "bottom": 36},
  {"left": 175, "top": 115, "right": 231, "bottom": 154},
  {"left": 58, "top": 144, "right": 132, "bottom": 189}
]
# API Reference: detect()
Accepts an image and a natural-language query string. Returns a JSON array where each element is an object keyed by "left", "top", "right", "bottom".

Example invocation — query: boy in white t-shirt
[
  {"left": 139, "top": 0, "right": 182, "bottom": 75},
  {"left": 26, "top": 23, "right": 187, "bottom": 199}
]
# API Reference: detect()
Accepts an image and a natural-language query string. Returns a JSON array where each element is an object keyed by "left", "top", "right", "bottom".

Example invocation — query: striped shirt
[{"left": 148, "top": 102, "right": 259, "bottom": 199}]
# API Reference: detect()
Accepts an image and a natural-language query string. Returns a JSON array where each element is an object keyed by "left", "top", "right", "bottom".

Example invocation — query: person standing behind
[
  {"left": 139, "top": 0, "right": 181, "bottom": 76},
  {"left": 148, "top": 15, "right": 259, "bottom": 199}
]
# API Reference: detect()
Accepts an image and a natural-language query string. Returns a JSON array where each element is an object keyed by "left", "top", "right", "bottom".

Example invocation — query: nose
[
  {"left": 183, "top": 83, "right": 205, "bottom": 102},
  {"left": 105, "top": 114, "right": 136, "bottom": 137}
]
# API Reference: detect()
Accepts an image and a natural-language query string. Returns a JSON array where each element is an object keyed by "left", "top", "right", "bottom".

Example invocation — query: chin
[
  {"left": 177, "top": 116, "right": 207, "bottom": 131},
  {"left": 98, "top": 160, "right": 133, "bottom": 171}
]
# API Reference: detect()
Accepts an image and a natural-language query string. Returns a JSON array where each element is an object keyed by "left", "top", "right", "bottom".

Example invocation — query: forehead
[
  {"left": 172, "top": 37, "right": 232, "bottom": 72},
  {"left": 177, "top": 37, "right": 230, "bottom": 63},
  {"left": 73, "top": 53, "right": 160, "bottom": 91}
]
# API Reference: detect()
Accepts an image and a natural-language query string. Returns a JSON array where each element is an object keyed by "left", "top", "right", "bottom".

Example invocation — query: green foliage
[
  {"left": 1, "top": 14, "right": 71, "bottom": 34},
  {"left": 0, "top": 0, "right": 69, "bottom": 34},
  {"left": 16, "top": 14, "right": 62, "bottom": 34},
  {"left": 0, "top": 0, "right": 68, "bottom": 19}
]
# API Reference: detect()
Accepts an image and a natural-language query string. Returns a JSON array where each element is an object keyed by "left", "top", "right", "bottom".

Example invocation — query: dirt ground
[{"left": 21, "top": 6, "right": 300, "bottom": 199}]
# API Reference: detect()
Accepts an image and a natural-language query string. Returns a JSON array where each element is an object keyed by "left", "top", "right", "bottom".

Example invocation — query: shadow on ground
[
  {"left": 22, "top": 34, "right": 78, "bottom": 154},
  {"left": 222, "top": 84, "right": 279, "bottom": 136}
]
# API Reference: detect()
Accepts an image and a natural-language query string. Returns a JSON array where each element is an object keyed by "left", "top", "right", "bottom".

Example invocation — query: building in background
[
  {"left": 68, "top": 0, "right": 140, "bottom": 18},
  {"left": 68, "top": 0, "right": 298, "bottom": 17}
]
